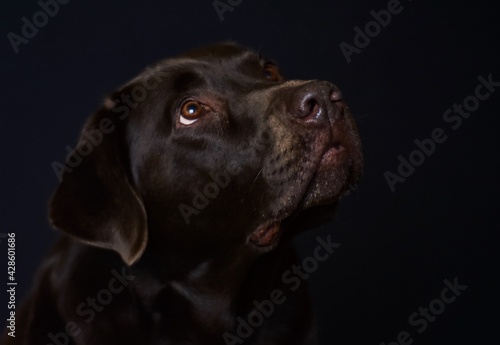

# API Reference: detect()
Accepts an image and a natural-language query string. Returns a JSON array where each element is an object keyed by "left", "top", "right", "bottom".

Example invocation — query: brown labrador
[{"left": 2, "top": 43, "right": 362, "bottom": 345}]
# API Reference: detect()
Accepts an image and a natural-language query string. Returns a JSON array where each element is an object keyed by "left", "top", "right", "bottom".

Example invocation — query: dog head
[{"left": 49, "top": 43, "right": 362, "bottom": 266}]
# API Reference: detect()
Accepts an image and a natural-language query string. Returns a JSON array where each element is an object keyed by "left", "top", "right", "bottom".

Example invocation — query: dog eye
[
  {"left": 263, "top": 63, "right": 281, "bottom": 82},
  {"left": 179, "top": 100, "right": 206, "bottom": 126}
]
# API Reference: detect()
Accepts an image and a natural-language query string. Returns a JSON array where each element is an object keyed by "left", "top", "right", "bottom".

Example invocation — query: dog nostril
[
  {"left": 297, "top": 96, "right": 320, "bottom": 119},
  {"left": 308, "top": 99, "right": 320, "bottom": 119},
  {"left": 306, "top": 99, "right": 317, "bottom": 113},
  {"left": 289, "top": 83, "right": 333, "bottom": 122},
  {"left": 330, "top": 89, "right": 343, "bottom": 102}
]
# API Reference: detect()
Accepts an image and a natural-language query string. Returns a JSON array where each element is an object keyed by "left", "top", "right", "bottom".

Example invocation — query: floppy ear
[{"left": 49, "top": 105, "right": 147, "bottom": 265}]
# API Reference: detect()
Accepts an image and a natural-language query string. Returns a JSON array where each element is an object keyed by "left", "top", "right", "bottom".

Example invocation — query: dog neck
[{"left": 130, "top": 245, "right": 261, "bottom": 339}]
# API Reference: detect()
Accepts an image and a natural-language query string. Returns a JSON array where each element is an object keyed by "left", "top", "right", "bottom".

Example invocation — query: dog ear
[{"left": 49, "top": 104, "right": 147, "bottom": 265}]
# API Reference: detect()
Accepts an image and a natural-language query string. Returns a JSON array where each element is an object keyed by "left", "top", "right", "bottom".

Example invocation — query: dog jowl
[{"left": 3, "top": 43, "right": 362, "bottom": 345}]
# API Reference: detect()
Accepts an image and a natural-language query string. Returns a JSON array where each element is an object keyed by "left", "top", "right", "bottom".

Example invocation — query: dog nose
[{"left": 288, "top": 81, "right": 343, "bottom": 123}]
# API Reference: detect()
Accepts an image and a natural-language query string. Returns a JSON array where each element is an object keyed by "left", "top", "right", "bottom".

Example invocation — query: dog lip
[
  {"left": 313, "top": 139, "right": 345, "bottom": 173},
  {"left": 294, "top": 140, "right": 347, "bottom": 209},
  {"left": 321, "top": 142, "right": 344, "bottom": 162},
  {"left": 248, "top": 221, "right": 281, "bottom": 248}
]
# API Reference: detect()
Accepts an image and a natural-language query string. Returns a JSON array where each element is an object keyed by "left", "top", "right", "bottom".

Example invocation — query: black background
[{"left": 1, "top": 0, "right": 499, "bottom": 343}]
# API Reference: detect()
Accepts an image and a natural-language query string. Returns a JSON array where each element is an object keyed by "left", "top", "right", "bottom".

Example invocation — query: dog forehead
[
  {"left": 179, "top": 43, "right": 258, "bottom": 63},
  {"left": 144, "top": 48, "right": 263, "bottom": 85}
]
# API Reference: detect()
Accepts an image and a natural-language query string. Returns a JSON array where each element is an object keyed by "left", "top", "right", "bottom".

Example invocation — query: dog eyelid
[{"left": 263, "top": 62, "right": 281, "bottom": 82}]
